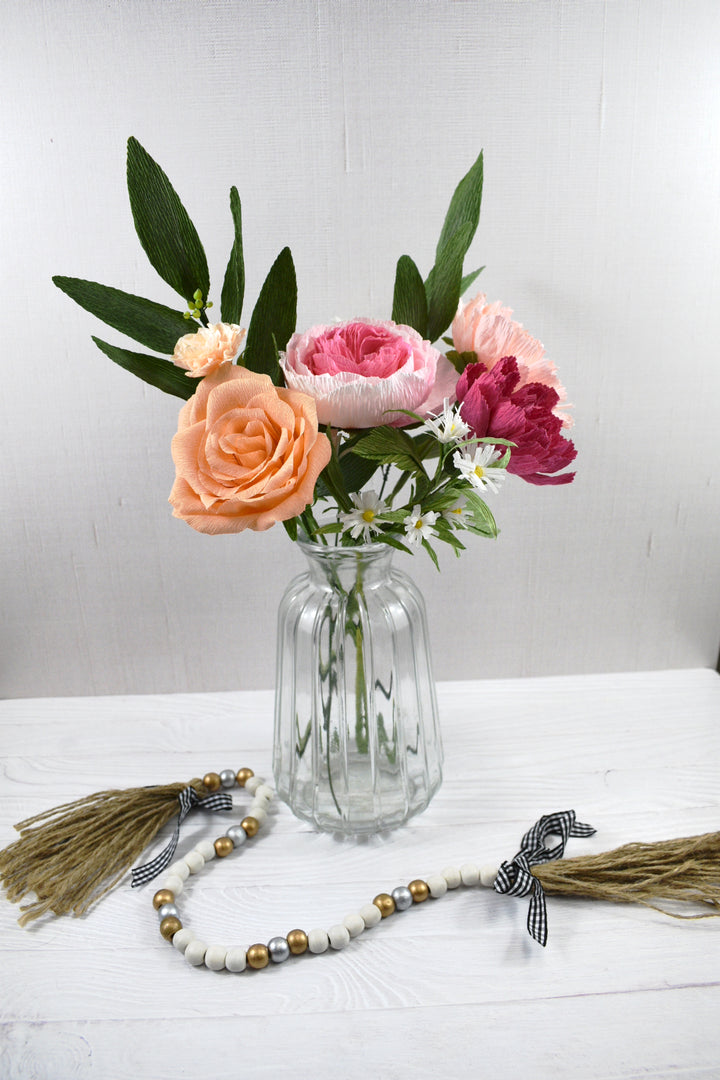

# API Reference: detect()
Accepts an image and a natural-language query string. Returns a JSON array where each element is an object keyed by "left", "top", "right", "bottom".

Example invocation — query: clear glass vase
[{"left": 273, "top": 540, "right": 443, "bottom": 836}]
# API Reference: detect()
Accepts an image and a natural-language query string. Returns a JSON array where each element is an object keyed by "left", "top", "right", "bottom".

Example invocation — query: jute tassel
[
  {"left": 0, "top": 779, "right": 210, "bottom": 926},
  {"left": 534, "top": 830, "right": 720, "bottom": 917}
]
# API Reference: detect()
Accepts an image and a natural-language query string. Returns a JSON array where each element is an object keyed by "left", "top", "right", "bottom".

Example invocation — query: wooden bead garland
[{"left": 152, "top": 765, "right": 501, "bottom": 974}]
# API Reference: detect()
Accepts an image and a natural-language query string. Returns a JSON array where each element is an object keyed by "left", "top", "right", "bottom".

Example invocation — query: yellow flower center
[
  {"left": 474, "top": 465, "right": 485, "bottom": 478},
  {"left": 451, "top": 506, "right": 462, "bottom": 515},
  {"left": 414, "top": 518, "right": 424, "bottom": 529},
  {"left": 362, "top": 509, "right": 375, "bottom": 523}
]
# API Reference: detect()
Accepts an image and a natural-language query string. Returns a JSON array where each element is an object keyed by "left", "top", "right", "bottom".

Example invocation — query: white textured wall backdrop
[{"left": 1, "top": 0, "right": 719, "bottom": 698}]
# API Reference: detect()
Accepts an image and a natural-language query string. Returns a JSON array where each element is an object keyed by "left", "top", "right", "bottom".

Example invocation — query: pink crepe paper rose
[
  {"left": 452, "top": 294, "right": 571, "bottom": 425},
  {"left": 456, "top": 357, "right": 576, "bottom": 485},
  {"left": 169, "top": 364, "right": 331, "bottom": 533},
  {"left": 172, "top": 322, "right": 246, "bottom": 377},
  {"left": 280, "top": 319, "right": 458, "bottom": 429}
]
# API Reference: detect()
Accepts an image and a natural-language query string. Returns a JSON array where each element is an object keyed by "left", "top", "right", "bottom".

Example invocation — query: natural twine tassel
[
  {"left": 534, "top": 830, "right": 720, "bottom": 918},
  {"left": 0, "top": 779, "right": 211, "bottom": 926}
]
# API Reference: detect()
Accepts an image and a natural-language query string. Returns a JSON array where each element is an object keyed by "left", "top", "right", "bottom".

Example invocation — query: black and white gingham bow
[
  {"left": 493, "top": 810, "right": 596, "bottom": 946},
  {"left": 131, "top": 785, "right": 233, "bottom": 888}
]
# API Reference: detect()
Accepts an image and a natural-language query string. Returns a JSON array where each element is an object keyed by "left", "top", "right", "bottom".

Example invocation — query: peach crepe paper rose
[
  {"left": 169, "top": 364, "right": 331, "bottom": 534},
  {"left": 451, "top": 294, "right": 571, "bottom": 425},
  {"left": 172, "top": 322, "right": 246, "bottom": 378},
  {"left": 280, "top": 319, "right": 458, "bottom": 429}
]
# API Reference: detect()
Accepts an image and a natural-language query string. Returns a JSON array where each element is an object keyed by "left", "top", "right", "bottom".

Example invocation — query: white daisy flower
[
  {"left": 418, "top": 398, "right": 471, "bottom": 444},
  {"left": 453, "top": 444, "right": 507, "bottom": 494},
  {"left": 339, "top": 489, "right": 387, "bottom": 542},
  {"left": 442, "top": 495, "right": 468, "bottom": 528},
  {"left": 403, "top": 504, "right": 439, "bottom": 548}
]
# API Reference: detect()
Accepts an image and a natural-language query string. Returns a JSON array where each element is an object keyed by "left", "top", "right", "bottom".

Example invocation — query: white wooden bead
[
  {"left": 328, "top": 924, "right": 351, "bottom": 950},
  {"left": 249, "top": 805, "right": 267, "bottom": 825},
  {"left": 307, "top": 929, "right": 329, "bottom": 954},
  {"left": 255, "top": 784, "right": 274, "bottom": 800},
  {"left": 244, "top": 776, "right": 264, "bottom": 795},
  {"left": 195, "top": 840, "right": 216, "bottom": 861},
  {"left": 342, "top": 913, "right": 365, "bottom": 938},
  {"left": 204, "top": 945, "right": 227, "bottom": 971},
  {"left": 184, "top": 850, "right": 205, "bottom": 874},
  {"left": 184, "top": 940, "right": 207, "bottom": 966},
  {"left": 442, "top": 866, "right": 462, "bottom": 889},
  {"left": 251, "top": 794, "right": 271, "bottom": 811},
  {"left": 225, "top": 947, "right": 247, "bottom": 972},
  {"left": 172, "top": 928, "right": 195, "bottom": 953},
  {"left": 426, "top": 874, "right": 448, "bottom": 898},
  {"left": 359, "top": 903, "right": 382, "bottom": 928},
  {"left": 167, "top": 861, "right": 190, "bottom": 881},
  {"left": 479, "top": 864, "right": 499, "bottom": 887},
  {"left": 163, "top": 874, "right": 184, "bottom": 896},
  {"left": 460, "top": 863, "right": 480, "bottom": 886}
]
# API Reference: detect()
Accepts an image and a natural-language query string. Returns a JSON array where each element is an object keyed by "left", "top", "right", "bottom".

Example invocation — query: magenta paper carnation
[
  {"left": 452, "top": 293, "right": 571, "bottom": 426},
  {"left": 456, "top": 357, "right": 576, "bottom": 485},
  {"left": 280, "top": 319, "right": 458, "bottom": 429}
]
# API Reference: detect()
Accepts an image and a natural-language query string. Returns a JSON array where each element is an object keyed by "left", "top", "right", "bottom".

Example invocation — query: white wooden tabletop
[{"left": 1, "top": 668, "right": 719, "bottom": 1079}]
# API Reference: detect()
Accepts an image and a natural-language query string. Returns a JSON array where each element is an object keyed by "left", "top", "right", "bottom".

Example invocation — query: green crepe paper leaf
[
  {"left": 375, "top": 533, "right": 413, "bottom": 556},
  {"left": 425, "top": 223, "right": 473, "bottom": 344},
  {"left": 464, "top": 489, "right": 498, "bottom": 537},
  {"left": 282, "top": 517, "right": 299, "bottom": 542},
  {"left": 126, "top": 136, "right": 210, "bottom": 303},
  {"left": 244, "top": 247, "right": 297, "bottom": 385},
  {"left": 91, "top": 336, "right": 195, "bottom": 400},
  {"left": 53, "top": 277, "right": 196, "bottom": 354},
  {"left": 337, "top": 450, "right": 380, "bottom": 494},
  {"left": 434, "top": 150, "right": 484, "bottom": 265},
  {"left": 391, "top": 255, "right": 428, "bottom": 337},
  {"left": 350, "top": 427, "right": 424, "bottom": 474},
  {"left": 460, "top": 266, "right": 484, "bottom": 296},
  {"left": 318, "top": 429, "right": 353, "bottom": 514},
  {"left": 220, "top": 186, "right": 245, "bottom": 325},
  {"left": 445, "top": 349, "right": 479, "bottom": 375},
  {"left": 421, "top": 537, "right": 441, "bottom": 571}
]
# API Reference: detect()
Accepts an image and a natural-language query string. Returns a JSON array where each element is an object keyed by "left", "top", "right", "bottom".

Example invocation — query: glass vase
[{"left": 273, "top": 540, "right": 443, "bottom": 836}]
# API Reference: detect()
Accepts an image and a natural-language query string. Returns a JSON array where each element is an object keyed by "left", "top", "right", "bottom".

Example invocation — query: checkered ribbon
[
  {"left": 131, "top": 786, "right": 233, "bottom": 888},
  {"left": 494, "top": 810, "right": 596, "bottom": 946}
]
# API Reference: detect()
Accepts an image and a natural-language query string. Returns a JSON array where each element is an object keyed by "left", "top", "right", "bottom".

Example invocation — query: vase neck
[{"left": 298, "top": 541, "right": 394, "bottom": 590}]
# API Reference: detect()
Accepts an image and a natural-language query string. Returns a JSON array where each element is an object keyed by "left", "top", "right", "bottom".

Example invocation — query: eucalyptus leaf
[
  {"left": 91, "top": 337, "right": 195, "bottom": 399},
  {"left": 126, "top": 136, "right": 210, "bottom": 302},
  {"left": 53, "top": 276, "right": 194, "bottom": 354},
  {"left": 244, "top": 247, "right": 296, "bottom": 384},
  {"left": 220, "top": 186, "right": 244, "bottom": 325},
  {"left": 391, "top": 255, "right": 428, "bottom": 337}
]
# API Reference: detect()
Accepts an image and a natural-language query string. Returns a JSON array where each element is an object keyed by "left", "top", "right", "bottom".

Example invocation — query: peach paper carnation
[
  {"left": 169, "top": 364, "right": 331, "bottom": 534},
  {"left": 172, "top": 322, "right": 246, "bottom": 378},
  {"left": 452, "top": 294, "right": 571, "bottom": 425}
]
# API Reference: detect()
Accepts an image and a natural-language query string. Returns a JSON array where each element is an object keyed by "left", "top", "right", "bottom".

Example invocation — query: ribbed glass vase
[{"left": 273, "top": 540, "right": 443, "bottom": 836}]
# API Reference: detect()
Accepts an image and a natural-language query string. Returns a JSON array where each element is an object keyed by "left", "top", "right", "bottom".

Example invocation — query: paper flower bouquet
[{"left": 54, "top": 138, "right": 575, "bottom": 566}]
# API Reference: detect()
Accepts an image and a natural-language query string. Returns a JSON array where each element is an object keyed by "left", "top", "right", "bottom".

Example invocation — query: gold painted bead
[
  {"left": 236, "top": 767, "right": 254, "bottom": 787},
  {"left": 373, "top": 892, "right": 396, "bottom": 918},
  {"left": 241, "top": 816, "right": 259, "bottom": 837},
  {"left": 214, "top": 836, "right": 234, "bottom": 857},
  {"left": 246, "top": 943, "right": 270, "bottom": 969},
  {"left": 152, "top": 888, "right": 175, "bottom": 910},
  {"left": 202, "top": 771, "right": 222, "bottom": 793},
  {"left": 286, "top": 929, "right": 309, "bottom": 955},
  {"left": 160, "top": 915, "right": 182, "bottom": 940},
  {"left": 408, "top": 879, "right": 429, "bottom": 903},
  {"left": 408, "top": 876, "right": 431, "bottom": 902}
]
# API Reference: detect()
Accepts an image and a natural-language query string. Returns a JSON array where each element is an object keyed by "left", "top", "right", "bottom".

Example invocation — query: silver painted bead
[
  {"left": 267, "top": 936, "right": 290, "bottom": 963},
  {"left": 158, "top": 903, "right": 179, "bottom": 919},
  {"left": 220, "top": 769, "right": 237, "bottom": 789},
  {"left": 391, "top": 886, "right": 413, "bottom": 911},
  {"left": 226, "top": 824, "right": 248, "bottom": 847}
]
